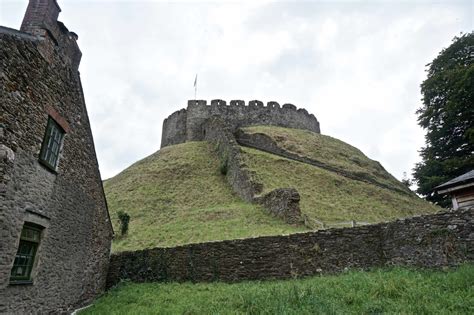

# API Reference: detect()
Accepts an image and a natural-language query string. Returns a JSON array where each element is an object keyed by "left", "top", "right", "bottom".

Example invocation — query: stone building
[{"left": 0, "top": 0, "right": 113, "bottom": 313}]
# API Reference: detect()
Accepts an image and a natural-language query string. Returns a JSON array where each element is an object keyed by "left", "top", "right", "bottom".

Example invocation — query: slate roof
[{"left": 436, "top": 170, "right": 474, "bottom": 190}]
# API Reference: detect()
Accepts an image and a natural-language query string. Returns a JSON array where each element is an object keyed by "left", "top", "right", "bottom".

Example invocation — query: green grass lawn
[
  {"left": 82, "top": 265, "right": 474, "bottom": 314},
  {"left": 104, "top": 142, "right": 305, "bottom": 252},
  {"left": 241, "top": 146, "right": 439, "bottom": 226}
]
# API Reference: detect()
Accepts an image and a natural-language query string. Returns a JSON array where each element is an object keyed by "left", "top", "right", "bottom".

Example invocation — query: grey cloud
[{"left": 1, "top": 0, "right": 472, "bottom": 180}]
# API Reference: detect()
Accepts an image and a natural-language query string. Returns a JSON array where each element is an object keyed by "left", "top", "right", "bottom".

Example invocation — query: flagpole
[{"left": 194, "top": 74, "right": 198, "bottom": 100}]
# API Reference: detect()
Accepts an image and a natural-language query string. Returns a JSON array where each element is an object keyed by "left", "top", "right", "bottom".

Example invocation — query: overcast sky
[{"left": 1, "top": 0, "right": 473, "bottom": 180}]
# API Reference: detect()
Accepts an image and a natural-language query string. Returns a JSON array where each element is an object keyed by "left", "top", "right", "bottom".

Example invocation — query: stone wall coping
[{"left": 0, "top": 26, "right": 40, "bottom": 41}]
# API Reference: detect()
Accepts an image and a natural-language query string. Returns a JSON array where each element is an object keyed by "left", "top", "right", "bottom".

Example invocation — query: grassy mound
[
  {"left": 81, "top": 265, "right": 474, "bottom": 314},
  {"left": 104, "top": 142, "right": 305, "bottom": 252},
  {"left": 242, "top": 126, "right": 409, "bottom": 192},
  {"left": 105, "top": 126, "right": 440, "bottom": 251},
  {"left": 242, "top": 146, "right": 439, "bottom": 226}
]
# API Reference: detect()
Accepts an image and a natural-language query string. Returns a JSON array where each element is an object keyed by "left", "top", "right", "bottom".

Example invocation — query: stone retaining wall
[
  {"left": 107, "top": 209, "right": 473, "bottom": 287},
  {"left": 202, "top": 117, "right": 303, "bottom": 224}
]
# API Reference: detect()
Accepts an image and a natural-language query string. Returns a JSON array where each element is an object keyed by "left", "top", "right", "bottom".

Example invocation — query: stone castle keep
[
  {"left": 1, "top": 0, "right": 113, "bottom": 313},
  {"left": 162, "top": 100, "right": 322, "bottom": 225},
  {"left": 161, "top": 99, "right": 320, "bottom": 148}
]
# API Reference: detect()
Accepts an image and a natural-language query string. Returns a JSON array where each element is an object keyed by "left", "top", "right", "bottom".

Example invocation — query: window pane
[
  {"left": 10, "top": 240, "right": 37, "bottom": 281},
  {"left": 21, "top": 227, "right": 40, "bottom": 242},
  {"left": 39, "top": 117, "right": 65, "bottom": 170}
]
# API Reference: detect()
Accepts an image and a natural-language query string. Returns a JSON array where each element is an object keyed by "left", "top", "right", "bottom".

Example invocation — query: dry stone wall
[
  {"left": 202, "top": 117, "right": 303, "bottom": 224},
  {"left": 202, "top": 117, "right": 261, "bottom": 202},
  {"left": 0, "top": 28, "right": 113, "bottom": 314},
  {"left": 107, "top": 209, "right": 473, "bottom": 287},
  {"left": 161, "top": 99, "right": 320, "bottom": 148}
]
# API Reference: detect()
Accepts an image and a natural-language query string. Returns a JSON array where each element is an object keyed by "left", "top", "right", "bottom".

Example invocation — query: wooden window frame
[
  {"left": 10, "top": 223, "right": 43, "bottom": 284},
  {"left": 39, "top": 116, "right": 65, "bottom": 171}
]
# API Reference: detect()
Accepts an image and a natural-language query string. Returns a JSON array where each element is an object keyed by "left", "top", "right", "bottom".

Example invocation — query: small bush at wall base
[
  {"left": 220, "top": 158, "right": 228, "bottom": 175},
  {"left": 117, "top": 211, "right": 130, "bottom": 236}
]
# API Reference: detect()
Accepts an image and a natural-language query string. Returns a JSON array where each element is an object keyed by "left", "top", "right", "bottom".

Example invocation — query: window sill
[
  {"left": 38, "top": 159, "right": 58, "bottom": 174},
  {"left": 9, "top": 280, "right": 33, "bottom": 286}
]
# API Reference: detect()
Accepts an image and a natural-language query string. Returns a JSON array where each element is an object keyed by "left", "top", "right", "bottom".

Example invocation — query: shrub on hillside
[
  {"left": 117, "top": 211, "right": 130, "bottom": 236},
  {"left": 220, "top": 158, "right": 228, "bottom": 175}
]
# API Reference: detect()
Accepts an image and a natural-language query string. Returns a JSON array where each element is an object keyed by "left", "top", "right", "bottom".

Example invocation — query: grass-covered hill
[
  {"left": 242, "top": 126, "right": 409, "bottom": 193},
  {"left": 241, "top": 126, "right": 439, "bottom": 225},
  {"left": 104, "top": 142, "right": 305, "bottom": 252},
  {"left": 104, "top": 126, "right": 439, "bottom": 252}
]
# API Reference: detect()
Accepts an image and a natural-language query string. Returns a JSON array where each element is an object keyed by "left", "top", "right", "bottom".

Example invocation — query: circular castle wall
[{"left": 161, "top": 99, "right": 320, "bottom": 148}]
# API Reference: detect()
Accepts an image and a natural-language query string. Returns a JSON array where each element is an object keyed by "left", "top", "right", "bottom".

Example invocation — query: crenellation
[
  {"left": 248, "top": 100, "right": 263, "bottom": 108},
  {"left": 230, "top": 100, "right": 245, "bottom": 106},
  {"left": 187, "top": 99, "right": 207, "bottom": 106},
  {"left": 297, "top": 108, "right": 308, "bottom": 115},
  {"left": 211, "top": 99, "right": 227, "bottom": 106},
  {"left": 282, "top": 103, "right": 296, "bottom": 110},
  {"left": 161, "top": 99, "right": 321, "bottom": 148},
  {"left": 267, "top": 101, "right": 280, "bottom": 108}
]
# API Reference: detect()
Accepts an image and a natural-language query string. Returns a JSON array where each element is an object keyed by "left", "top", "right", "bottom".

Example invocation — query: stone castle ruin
[
  {"left": 161, "top": 99, "right": 320, "bottom": 147},
  {"left": 1, "top": 1, "right": 473, "bottom": 314},
  {"left": 161, "top": 99, "right": 322, "bottom": 224},
  {"left": 111, "top": 101, "right": 474, "bottom": 286}
]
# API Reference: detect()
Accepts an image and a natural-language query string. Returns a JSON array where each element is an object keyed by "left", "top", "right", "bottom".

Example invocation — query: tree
[{"left": 413, "top": 32, "right": 474, "bottom": 207}]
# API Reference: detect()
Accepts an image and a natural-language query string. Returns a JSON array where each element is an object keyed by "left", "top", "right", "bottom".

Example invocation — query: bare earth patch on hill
[{"left": 104, "top": 142, "right": 306, "bottom": 252}]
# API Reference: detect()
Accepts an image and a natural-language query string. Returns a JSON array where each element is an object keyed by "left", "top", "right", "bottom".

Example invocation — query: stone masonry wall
[
  {"left": 161, "top": 109, "right": 187, "bottom": 149},
  {"left": 254, "top": 188, "right": 303, "bottom": 224},
  {"left": 0, "top": 28, "right": 113, "bottom": 314},
  {"left": 202, "top": 117, "right": 303, "bottom": 224},
  {"left": 161, "top": 99, "right": 320, "bottom": 148},
  {"left": 107, "top": 209, "right": 473, "bottom": 287},
  {"left": 202, "top": 117, "right": 260, "bottom": 202}
]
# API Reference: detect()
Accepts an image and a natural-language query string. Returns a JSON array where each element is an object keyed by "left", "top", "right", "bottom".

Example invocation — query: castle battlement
[
  {"left": 161, "top": 99, "right": 320, "bottom": 148},
  {"left": 187, "top": 99, "right": 309, "bottom": 112}
]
